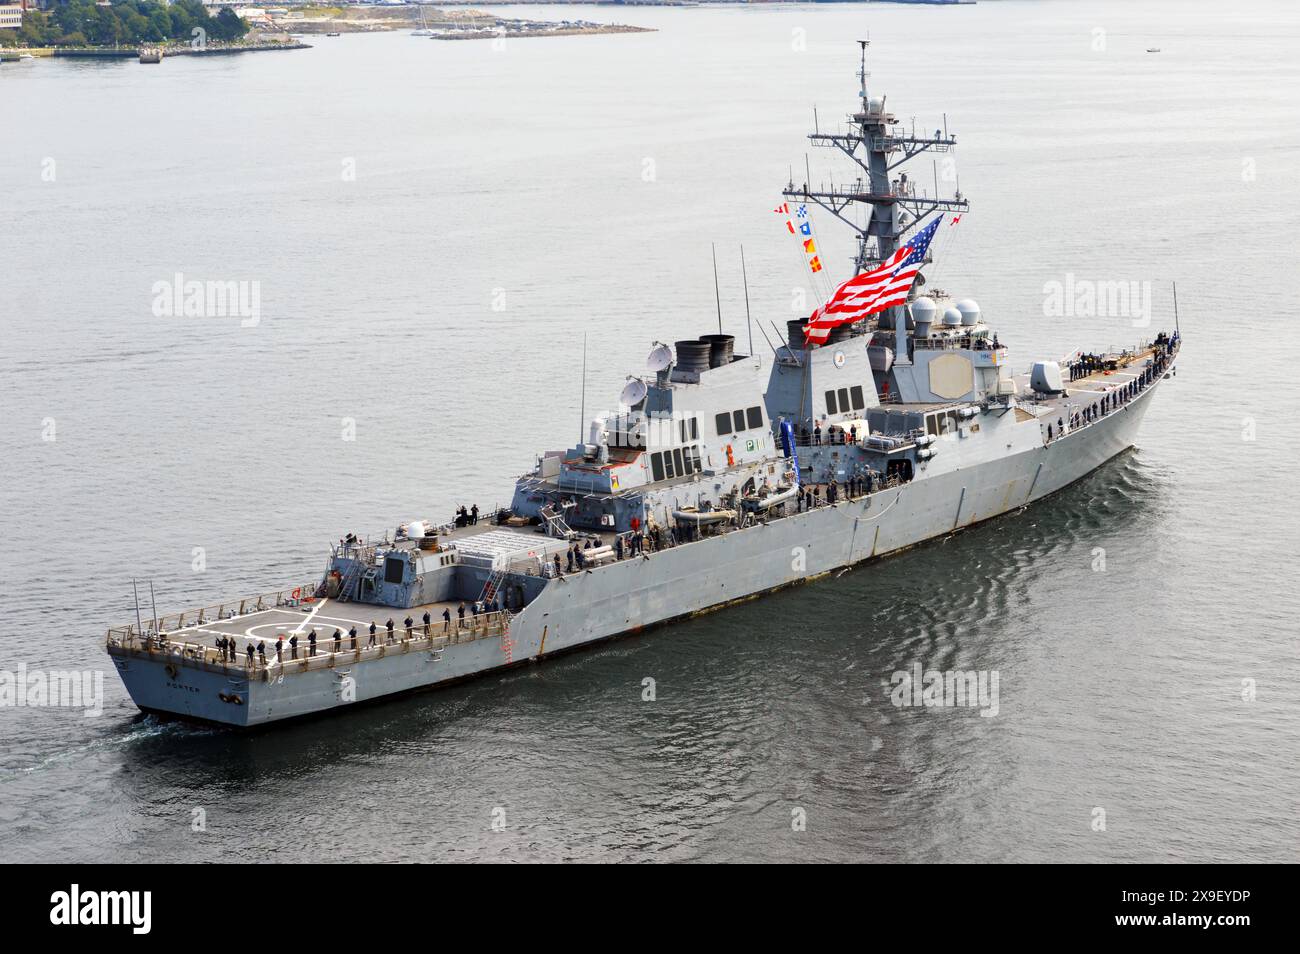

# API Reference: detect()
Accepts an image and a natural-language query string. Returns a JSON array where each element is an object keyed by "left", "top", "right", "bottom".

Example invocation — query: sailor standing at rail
[
  {"left": 308, "top": 630, "right": 317, "bottom": 657},
  {"left": 290, "top": 633, "right": 299, "bottom": 659},
  {"left": 257, "top": 641, "right": 267, "bottom": 667},
  {"left": 423, "top": 611, "right": 431, "bottom": 636},
  {"left": 333, "top": 628, "right": 342, "bottom": 653},
  {"left": 275, "top": 635, "right": 283, "bottom": 664},
  {"left": 443, "top": 607, "right": 451, "bottom": 632},
  {"left": 385, "top": 618, "right": 395, "bottom": 644},
  {"left": 349, "top": 626, "right": 357, "bottom": 651},
  {"left": 367, "top": 622, "right": 377, "bottom": 648}
]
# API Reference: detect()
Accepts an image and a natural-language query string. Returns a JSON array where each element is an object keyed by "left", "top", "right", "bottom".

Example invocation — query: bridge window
[
  {"left": 837, "top": 388, "right": 850, "bottom": 413},
  {"left": 746, "top": 406, "right": 763, "bottom": 429},
  {"left": 663, "top": 450, "right": 676, "bottom": 479},
  {"left": 686, "top": 445, "right": 702, "bottom": 473},
  {"left": 850, "top": 385, "right": 865, "bottom": 410},
  {"left": 715, "top": 411, "right": 732, "bottom": 436},
  {"left": 733, "top": 409, "right": 746, "bottom": 432},
  {"left": 673, "top": 448, "right": 685, "bottom": 476},
  {"left": 825, "top": 389, "right": 838, "bottom": 414},
  {"left": 651, "top": 452, "right": 665, "bottom": 482}
]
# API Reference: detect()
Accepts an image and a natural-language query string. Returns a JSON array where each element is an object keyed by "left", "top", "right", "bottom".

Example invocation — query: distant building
[{"left": 0, "top": 5, "right": 23, "bottom": 30}]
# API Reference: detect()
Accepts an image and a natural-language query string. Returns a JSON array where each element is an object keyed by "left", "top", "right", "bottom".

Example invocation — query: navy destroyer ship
[{"left": 107, "top": 47, "right": 1180, "bottom": 727}]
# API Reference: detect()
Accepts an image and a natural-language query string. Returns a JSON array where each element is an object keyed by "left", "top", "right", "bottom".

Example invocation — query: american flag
[{"left": 804, "top": 216, "right": 943, "bottom": 345}]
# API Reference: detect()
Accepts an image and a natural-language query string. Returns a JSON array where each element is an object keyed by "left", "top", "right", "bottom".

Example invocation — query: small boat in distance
[
  {"left": 412, "top": 5, "right": 434, "bottom": 36},
  {"left": 1147, "top": 47, "right": 1162, "bottom": 53},
  {"left": 327, "top": 32, "right": 341, "bottom": 37}
]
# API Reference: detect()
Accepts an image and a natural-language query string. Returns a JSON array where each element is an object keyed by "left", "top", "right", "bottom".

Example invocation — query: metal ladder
[
  {"left": 539, "top": 504, "right": 574, "bottom": 540},
  {"left": 478, "top": 563, "right": 511, "bottom": 605},
  {"left": 338, "top": 561, "right": 365, "bottom": 602}
]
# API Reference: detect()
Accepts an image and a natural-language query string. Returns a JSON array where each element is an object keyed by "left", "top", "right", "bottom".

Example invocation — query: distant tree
[
  {"left": 147, "top": 8, "right": 171, "bottom": 42},
  {"left": 4, "top": 0, "right": 249, "bottom": 48},
  {"left": 213, "top": 7, "right": 249, "bottom": 42}
]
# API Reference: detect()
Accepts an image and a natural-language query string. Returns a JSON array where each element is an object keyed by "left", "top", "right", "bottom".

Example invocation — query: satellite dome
[
  {"left": 868, "top": 96, "right": 884, "bottom": 114},
  {"left": 942, "top": 306, "right": 962, "bottom": 326},
  {"left": 909, "top": 297, "right": 938, "bottom": 324},
  {"left": 956, "top": 299, "right": 981, "bottom": 326}
]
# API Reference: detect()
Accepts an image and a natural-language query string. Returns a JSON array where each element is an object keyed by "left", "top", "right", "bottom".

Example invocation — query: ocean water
[{"left": 1, "top": 0, "right": 1298, "bottom": 863}]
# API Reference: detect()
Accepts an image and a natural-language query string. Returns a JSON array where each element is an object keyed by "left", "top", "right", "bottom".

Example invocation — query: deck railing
[
  {"left": 105, "top": 581, "right": 323, "bottom": 644},
  {"left": 106, "top": 610, "right": 514, "bottom": 679}
]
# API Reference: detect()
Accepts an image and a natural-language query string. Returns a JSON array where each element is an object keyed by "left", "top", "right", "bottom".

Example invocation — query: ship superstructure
[{"left": 106, "top": 50, "right": 1180, "bottom": 727}]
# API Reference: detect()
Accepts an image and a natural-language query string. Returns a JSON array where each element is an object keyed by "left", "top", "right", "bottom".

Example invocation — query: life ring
[
  {"left": 291, "top": 587, "right": 301, "bottom": 600},
  {"left": 726, "top": 444, "right": 735, "bottom": 467}
]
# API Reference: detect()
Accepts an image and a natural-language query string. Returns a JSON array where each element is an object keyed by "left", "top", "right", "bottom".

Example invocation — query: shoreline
[
  {"left": 0, "top": 5, "right": 655, "bottom": 59},
  {"left": 2, "top": 41, "right": 310, "bottom": 60}
]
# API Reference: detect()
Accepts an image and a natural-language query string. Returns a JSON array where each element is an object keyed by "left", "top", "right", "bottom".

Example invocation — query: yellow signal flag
[{"left": 803, "top": 238, "right": 817, "bottom": 254}]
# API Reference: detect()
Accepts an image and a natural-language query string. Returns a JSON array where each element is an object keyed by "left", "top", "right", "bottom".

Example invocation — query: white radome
[
  {"left": 956, "top": 298, "right": 981, "bottom": 326},
  {"left": 909, "top": 297, "right": 938, "bottom": 324}
]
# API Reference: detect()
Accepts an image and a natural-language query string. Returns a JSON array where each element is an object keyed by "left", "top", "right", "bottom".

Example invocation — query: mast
[
  {"left": 740, "top": 245, "right": 754, "bottom": 356},
  {"left": 783, "top": 40, "right": 971, "bottom": 350},
  {"left": 579, "top": 333, "right": 587, "bottom": 443},
  {"left": 711, "top": 243, "right": 723, "bottom": 335},
  {"left": 1172, "top": 280, "right": 1181, "bottom": 338}
]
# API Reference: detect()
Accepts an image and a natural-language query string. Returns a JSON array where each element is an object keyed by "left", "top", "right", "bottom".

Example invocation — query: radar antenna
[
  {"left": 858, "top": 37, "right": 870, "bottom": 105},
  {"left": 784, "top": 43, "right": 971, "bottom": 275}
]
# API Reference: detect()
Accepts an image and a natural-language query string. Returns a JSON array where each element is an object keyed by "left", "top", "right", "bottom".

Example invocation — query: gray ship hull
[{"left": 111, "top": 380, "right": 1158, "bottom": 727}]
